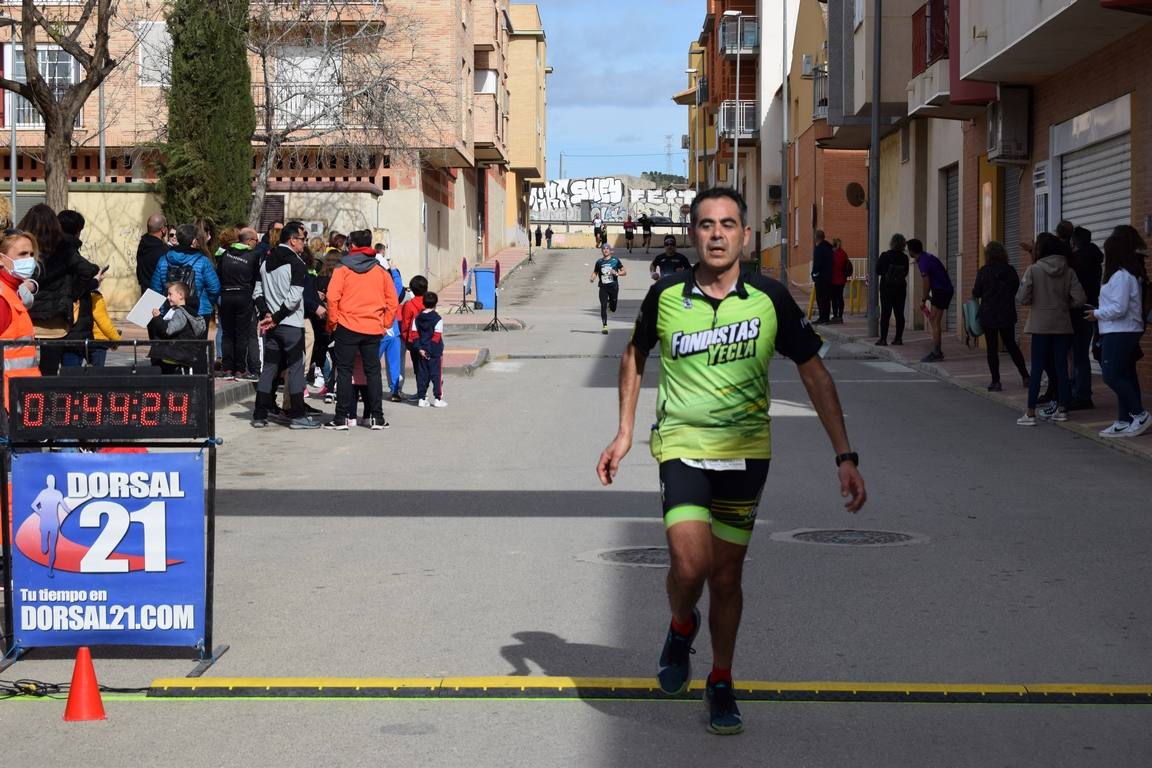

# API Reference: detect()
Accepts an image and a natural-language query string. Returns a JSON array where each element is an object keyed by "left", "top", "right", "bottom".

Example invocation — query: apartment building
[
  {"left": 505, "top": 3, "right": 549, "bottom": 247},
  {"left": 0, "top": 0, "right": 550, "bottom": 310},
  {"left": 775, "top": 0, "right": 867, "bottom": 283},
  {"left": 678, "top": 0, "right": 763, "bottom": 255}
]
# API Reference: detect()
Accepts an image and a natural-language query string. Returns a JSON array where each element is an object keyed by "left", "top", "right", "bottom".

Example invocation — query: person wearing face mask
[{"left": 0, "top": 231, "right": 43, "bottom": 414}]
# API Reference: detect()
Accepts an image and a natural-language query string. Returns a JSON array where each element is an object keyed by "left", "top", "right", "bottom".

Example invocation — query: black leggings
[
  {"left": 984, "top": 326, "right": 1029, "bottom": 384},
  {"left": 831, "top": 284, "right": 846, "bottom": 318},
  {"left": 598, "top": 283, "right": 619, "bottom": 324},
  {"left": 879, "top": 285, "right": 906, "bottom": 341}
]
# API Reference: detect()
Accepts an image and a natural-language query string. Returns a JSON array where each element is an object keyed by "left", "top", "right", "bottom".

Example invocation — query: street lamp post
[
  {"left": 781, "top": 0, "right": 789, "bottom": 284},
  {"left": 723, "top": 9, "right": 742, "bottom": 193}
]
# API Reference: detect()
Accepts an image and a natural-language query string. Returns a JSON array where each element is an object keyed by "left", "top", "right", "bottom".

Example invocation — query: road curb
[
  {"left": 816, "top": 326, "right": 1152, "bottom": 464},
  {"left": 461, "top": 348, "right": 490, "bottom": 376}
]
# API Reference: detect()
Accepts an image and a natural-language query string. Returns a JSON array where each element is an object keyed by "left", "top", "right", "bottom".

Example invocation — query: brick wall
[
  {"left": 1019, "top": 24, "right": 1152, "bottom": 386},
  {"left": 788, "top": 120, "right": 867, "bottom": 277}
]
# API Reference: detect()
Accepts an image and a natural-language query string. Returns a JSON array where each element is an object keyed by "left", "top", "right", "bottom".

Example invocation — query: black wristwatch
[{"left": 835, "top": 452, "right": 859, "bottom": 467}]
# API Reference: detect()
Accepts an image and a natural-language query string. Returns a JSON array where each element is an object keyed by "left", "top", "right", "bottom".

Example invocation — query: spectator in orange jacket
[{"left": 323, "top": 229, "right": 398, "bottom": 430}]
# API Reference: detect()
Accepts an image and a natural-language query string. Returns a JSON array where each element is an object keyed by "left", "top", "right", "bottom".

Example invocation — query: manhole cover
[
  {"left": 786, "top": 529, "right": 919, "bottom": 546},
  {"left": 596, "top": 547, "right": 670, "bottom": 567},
  {"left": 574, "top": 547, "right": 670, "bottom": 568}
]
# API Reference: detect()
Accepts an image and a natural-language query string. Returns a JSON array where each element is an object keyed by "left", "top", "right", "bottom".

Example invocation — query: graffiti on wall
[{"left": 530, "top": 177, "right": 696, "bottom": 223}]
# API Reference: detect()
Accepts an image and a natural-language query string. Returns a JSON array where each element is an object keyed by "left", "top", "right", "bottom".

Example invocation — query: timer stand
[{"left": 0, "top": 339, "right": 228, "bottom": 676}]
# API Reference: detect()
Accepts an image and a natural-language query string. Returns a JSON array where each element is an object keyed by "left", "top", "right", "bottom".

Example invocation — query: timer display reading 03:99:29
[{"left": 7, "top": 375, "right": 211, "bottom": 440}]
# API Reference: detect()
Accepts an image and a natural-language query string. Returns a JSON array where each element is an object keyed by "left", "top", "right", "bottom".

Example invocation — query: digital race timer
[{"left": 7, "top": 374, "right": 212, "bottom": 440}]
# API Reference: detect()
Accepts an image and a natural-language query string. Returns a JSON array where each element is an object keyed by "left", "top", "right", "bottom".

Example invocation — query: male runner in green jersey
[{"left": 596, "top": 187, "right": 866, "bottom": 735}]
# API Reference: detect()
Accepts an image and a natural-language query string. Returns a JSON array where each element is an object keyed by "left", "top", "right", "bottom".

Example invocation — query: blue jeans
[
  {"left": 61, "top": 351, "right": 86, "bottom": 368},
  {"left": 1071, "top": 327, "right": 1094, "bottom": 401},
  {"left": 1099, "top": 332, "right": 1145, "bottom": 422},
  {"left": 1027, "top": 334, "right": 1071, "bottom": 409}
]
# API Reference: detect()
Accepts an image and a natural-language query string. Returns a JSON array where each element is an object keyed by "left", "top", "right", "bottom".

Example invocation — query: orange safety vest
[{"left": 0, "top": 280, "right": 40, "bottom": 411}]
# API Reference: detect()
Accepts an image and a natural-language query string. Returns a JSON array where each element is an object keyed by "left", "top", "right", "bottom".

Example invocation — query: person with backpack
[
  {"left": 874, "top": 234, "right": 909, "bottom": 346},
  {"left": 151, "top": 223, "right": 221, "bottom": 373}
]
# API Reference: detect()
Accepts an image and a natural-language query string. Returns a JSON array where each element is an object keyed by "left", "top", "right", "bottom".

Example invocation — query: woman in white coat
[{"left": 1086, "top": 234, "right": 1148, "bottom": 437}]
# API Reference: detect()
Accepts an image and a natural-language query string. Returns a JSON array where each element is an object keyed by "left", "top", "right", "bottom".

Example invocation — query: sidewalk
[
  {"left": 790, "top": 284, "right": 1152, "bottom": 463},
  {"left": 437, "top": 245, "right": 531, "bottom": 333}
]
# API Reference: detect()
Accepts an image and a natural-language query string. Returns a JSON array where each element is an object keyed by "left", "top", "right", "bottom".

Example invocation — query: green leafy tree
[
  {"left": 642, "top": 171, "right": 687, "bottom": 186},
  {"left": 159, "top": 0, "right": 254, "bottom": 227}
]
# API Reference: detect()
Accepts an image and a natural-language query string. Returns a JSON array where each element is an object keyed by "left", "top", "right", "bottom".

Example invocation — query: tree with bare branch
[
  {"left": 241, "top": 0, "right": 449, "bottom": 225},
  {"left": 0, "top": 0, "right": 123, "bottom": 210}
]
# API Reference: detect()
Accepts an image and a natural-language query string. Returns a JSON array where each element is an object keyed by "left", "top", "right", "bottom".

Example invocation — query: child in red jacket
[{"left": 398, "top": 274, "right": 427, "bottom": 400}]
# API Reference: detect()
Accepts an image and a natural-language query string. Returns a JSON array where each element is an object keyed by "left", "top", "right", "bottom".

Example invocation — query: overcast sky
[{"left": 534, "top": 0, "right": 700, "bottom": 181}]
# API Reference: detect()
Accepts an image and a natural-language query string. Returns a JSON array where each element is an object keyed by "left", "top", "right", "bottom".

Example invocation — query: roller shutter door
[
  {"left": 1002, "top": 167, "right": 1021, "bottom": 272},
  {"left": 1060, "top": 134, "right": 1131, "bottom": 239},
  {"left": 944, "top": 166, "right": 959, "bottom": 331}
]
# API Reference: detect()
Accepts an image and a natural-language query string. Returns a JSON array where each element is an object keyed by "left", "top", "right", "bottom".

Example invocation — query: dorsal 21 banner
[{"left": 8, "top": 452, "right": 205, "bottom": 651}]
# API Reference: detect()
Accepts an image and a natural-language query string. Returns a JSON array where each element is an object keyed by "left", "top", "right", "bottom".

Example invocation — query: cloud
[{"left": 615, "top": 134, "right": 643, "bottom": 144}]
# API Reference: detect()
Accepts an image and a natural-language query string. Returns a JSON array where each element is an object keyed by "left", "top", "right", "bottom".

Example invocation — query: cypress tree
[{"left": 159, "top": 0, "right": 255, "bottom": 227}]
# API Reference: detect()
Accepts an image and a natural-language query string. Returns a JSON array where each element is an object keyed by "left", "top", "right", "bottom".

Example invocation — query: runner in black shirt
[
  {"left": 650, "top": 235, "right": 691, "bottom": 279},
  {"left": 590, "top": 244, "right": 627, "bottom": 334}
]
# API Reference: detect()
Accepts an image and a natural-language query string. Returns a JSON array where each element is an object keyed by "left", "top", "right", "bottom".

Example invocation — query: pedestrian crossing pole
[{"left": 866, "top": 0, "right": 883, "bottom": 338}]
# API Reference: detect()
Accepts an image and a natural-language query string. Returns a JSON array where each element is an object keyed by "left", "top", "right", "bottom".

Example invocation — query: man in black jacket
[
  {"left": 136, "top": 213, "right": 168, "bottom": 294},
  {"left": 217, "top": 227, "right": 261, "bottom": 379},
  {"left": 811, "top": 229, "right": 834, "bottom": 324}
]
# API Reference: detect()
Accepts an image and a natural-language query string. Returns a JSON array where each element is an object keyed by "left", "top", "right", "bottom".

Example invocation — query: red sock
[
  {"left": 670, "top": 614, "right": 696, "bottom": 636},
  {"left": 709, "top": 666, "right": 732, "bottom": 685}
]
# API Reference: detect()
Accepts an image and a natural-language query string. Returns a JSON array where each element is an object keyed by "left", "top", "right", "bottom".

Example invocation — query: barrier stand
[
  {"left": 0, "top": 339, "right": 227, "bottom": 677},
  {"left": 449, "top": 257, "right": 474, "bottom": 315},
  {"left": 483, "top": 259, "right": 510, "bottom": 332}
]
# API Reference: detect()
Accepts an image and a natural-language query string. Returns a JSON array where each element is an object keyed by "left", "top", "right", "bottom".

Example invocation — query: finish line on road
[{"left": 147, "top": 677, "right": 1152, "bottom": 705}]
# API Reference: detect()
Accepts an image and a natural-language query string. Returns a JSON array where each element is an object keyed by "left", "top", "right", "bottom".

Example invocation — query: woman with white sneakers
[{"left": 1087, "top": 234, "right": 1149, "bottom": 438}]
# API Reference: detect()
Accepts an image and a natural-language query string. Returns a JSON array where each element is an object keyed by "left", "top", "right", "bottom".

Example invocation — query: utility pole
[
  {"left": 867, "top": 0, "right": 883, "bottom": 336},
  {"left": 665, "top": 134, "right": 673, "bottom": 177},
  {"left": 781, "top": 0, "right": 790, "bottom": 285}
]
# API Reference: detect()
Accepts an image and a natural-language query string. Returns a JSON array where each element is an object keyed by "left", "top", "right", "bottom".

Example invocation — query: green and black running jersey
[{"left": 631, "top": 268, "right": 823, "bottom": 461}]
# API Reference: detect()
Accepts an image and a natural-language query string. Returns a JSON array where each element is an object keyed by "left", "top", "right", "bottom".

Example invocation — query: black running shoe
[
  {"left": 657, "top": 608, "right": 700, "bottom": 695},
  {"left": 705, "top": 679, "right": 744, "bottom": 735}
]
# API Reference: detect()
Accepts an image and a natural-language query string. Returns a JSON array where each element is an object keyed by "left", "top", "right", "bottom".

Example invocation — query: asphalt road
[{"left": 3, "top": 247, "right": 1150, "bottom": 767}]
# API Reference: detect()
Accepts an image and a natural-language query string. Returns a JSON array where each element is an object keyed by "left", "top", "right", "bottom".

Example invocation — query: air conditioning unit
[
  {"left": 1032, "top": 160, "right": 1048, "bottom": 190},
  {"left": 767, "top": 184, "right": 782, "bottom": 201},
  {"left": 987, "top": 85, "right": 1030, "bottom": 164},
  {"left": 801, "top": 54, "right": 816, "bottom": 79}
]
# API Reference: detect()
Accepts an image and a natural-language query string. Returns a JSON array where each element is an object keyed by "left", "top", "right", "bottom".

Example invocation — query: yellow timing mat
[{"left": 148, "top": 676, "right": 1152, "bottom": 704}]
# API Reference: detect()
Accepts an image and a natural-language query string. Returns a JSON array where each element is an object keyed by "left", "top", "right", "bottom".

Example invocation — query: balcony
[
  {"left": 719, "top": 17, "right": 759, "bottom": 57},
  {"left": 252, "top": 82, "right": 345, "bottom": 131},
  {"left": 718, "top": 100, "right": 758, "bottom": 140},
  {"left": 961, "top": 0, "right": 1151, "bottom": 84},
  {"left": 812, "top": 65, "right": 829, "bottom": 120},
  {"left": 912, "top": 0, "right": 948, "bottom": 77},
  {"left": 473, "top": 92, "right": 508, "bottom": 164}
]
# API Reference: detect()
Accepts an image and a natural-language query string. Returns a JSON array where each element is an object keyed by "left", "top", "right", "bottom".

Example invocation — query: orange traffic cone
[{"left": 63, "top": 646, "right": 106, "bottom": 721}]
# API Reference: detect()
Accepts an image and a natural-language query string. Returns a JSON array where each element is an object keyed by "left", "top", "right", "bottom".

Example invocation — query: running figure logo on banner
[{"left": 8, "top": 452, "right": 206, "bottom": 649}]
